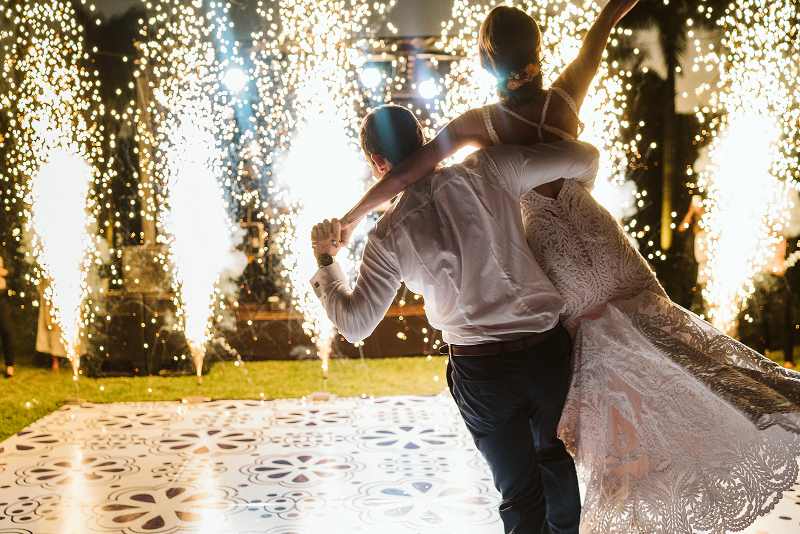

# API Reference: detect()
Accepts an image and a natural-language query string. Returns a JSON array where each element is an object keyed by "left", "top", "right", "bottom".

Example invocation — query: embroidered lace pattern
[{"left": 521, "top": 179, "right": 800, "bottom": 534}]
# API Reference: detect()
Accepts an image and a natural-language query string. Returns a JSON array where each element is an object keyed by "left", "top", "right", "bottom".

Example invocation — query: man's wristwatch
[{"left": 317, "top": 253, "right": 334, "bottom": 268}]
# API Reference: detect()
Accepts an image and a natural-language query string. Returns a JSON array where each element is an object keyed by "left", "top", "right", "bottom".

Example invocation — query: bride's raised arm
[
  {"left": 340, "top": 109, "right": 489, "bottom": 232},
  {"left": 554, "top": 0, "right": 639, "bottom": 110}
]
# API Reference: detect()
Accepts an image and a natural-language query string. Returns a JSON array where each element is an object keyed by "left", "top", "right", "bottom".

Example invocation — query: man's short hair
[{"left": 359, "top": 104, "right": 426, "bottom": 166}]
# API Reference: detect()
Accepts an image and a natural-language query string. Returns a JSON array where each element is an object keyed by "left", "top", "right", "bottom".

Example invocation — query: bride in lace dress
[
  {"left": 521, "top": 160, "right": 800, "bottom": 534},
  {"left": 340, "top": 3, "right": 800, "bottom": 533}
]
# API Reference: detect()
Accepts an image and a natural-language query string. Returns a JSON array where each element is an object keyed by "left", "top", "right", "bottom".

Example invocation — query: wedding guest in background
[
  {"left": 36, "top": 279, "right": 64, "bottom": 372},
  {"left": 0, "top": 250, "right": 16, "bottom": 378}
]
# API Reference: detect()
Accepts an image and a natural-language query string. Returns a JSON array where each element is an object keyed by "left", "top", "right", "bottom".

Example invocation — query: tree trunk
[
  {"left": 660, "top": 31, "right": 678, "bottom": 251},
  {"left": 133, "top": 60, "right": 157, "bottom": 246}
]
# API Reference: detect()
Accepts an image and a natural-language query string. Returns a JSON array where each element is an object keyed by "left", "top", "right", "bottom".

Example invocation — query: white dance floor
[{"left": 0, "top": 395, "right": 796, "bottom": 533}]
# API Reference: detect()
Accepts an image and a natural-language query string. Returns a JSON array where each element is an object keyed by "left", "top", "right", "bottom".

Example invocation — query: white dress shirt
[{"left": 311, "top": 141, "right": 600, "bottom": 345}]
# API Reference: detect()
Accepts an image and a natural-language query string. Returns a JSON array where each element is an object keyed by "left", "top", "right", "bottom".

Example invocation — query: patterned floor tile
[{"left": 0, "top": 395, "right": 796, "bottom": 533}]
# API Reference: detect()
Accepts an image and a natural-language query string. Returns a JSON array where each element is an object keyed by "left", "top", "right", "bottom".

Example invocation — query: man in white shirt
[{"left": 310, "top": 105, "right": 598, "bottom": 533}]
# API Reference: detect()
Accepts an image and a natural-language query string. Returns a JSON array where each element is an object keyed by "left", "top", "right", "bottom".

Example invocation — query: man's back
[
  {"left": 371, "top": 146, "right": 568, "bottom": 345},
  {"left": 311, "top": 141, "right": 599, "bottom": 345}
]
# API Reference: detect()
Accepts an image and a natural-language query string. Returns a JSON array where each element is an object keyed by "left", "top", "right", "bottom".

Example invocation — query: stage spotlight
[
  {"left": 223, "top": 66, "right": 248, "bottom": 93},
  {"left": 418, "top": 78, "right": 440, "bottom": 99},
  {"left": 359, "top": 66, "right": 382, "bottom": 90}
]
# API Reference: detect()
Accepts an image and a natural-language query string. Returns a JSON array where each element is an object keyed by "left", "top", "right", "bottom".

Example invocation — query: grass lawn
[
  {"left": 2, "top": 349, "right": 793, "bottom": 443},
  {"left": 0, "top": 355, "right": 449, "bottom": 442}
]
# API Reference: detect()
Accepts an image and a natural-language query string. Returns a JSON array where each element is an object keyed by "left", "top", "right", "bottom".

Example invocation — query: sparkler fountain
[
  {"left": 137, "top": 0, "right": 243, "bottom": 381},
  {"left": 252, "top": 0, "right": 394, "bottom": 377},
  {"left": 2, "top": 0, "right": 109, "bottom": 378},
  {"left": 695, "top": 0, "right": 800, "bottom": 333},
  {"left": 29, "top": 149, "right": 94, "bottom": 377},
  {"left": 275, "top": 90, "right": 370, "bottom": 378},
  {"left": 435, "top": 0, "right": 640, "bottom": 221}
]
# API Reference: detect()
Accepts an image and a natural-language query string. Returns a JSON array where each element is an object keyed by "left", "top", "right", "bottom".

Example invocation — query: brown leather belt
[{"left": 448, "top": 325, "right": 561, "bottom": 357}]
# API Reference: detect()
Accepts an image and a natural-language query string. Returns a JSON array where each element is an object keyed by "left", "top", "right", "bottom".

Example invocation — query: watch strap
[{"left": 317, "top": 253, "right": 334, "bottom": 268}]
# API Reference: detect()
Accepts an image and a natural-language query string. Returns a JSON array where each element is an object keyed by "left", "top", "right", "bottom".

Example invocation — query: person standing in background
[
  {"left": 0, "top": 251, "right": 17, "bottom": 378},
  {"left": 35, "top": 278, "right": 65, "bottom": 373}
]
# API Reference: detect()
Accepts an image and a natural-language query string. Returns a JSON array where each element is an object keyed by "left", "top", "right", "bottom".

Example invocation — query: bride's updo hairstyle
[{"left": 478, "top": 6, "right": 544, "bottom": 105}]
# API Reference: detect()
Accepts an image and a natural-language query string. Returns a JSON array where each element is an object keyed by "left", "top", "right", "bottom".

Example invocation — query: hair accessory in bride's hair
[{"left": 505, "top": 62, "right": 542, "bottom": 91}]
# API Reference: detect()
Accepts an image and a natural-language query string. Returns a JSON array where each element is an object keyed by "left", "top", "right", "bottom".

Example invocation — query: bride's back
[
  {"left": 489, "top": 94, "right": 580, "bottom": 144},
  {"left": 481, "top": 89, "right": 584, "bottom": 198},
  {"left": 478, "top": 7, "right": 588, "bottom": 198}
]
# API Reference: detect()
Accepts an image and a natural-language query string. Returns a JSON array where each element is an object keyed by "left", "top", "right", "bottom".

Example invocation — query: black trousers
[
  {"left": 0, "top": 294, "right": 15, "bottom": 367},
  {"left": 447, "top": 324, "right": 580, "bottom": 534}
]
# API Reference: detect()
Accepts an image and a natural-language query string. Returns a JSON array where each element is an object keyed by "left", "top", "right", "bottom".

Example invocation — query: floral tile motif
[
  {"left": 153, "top": 429, "right": 262, "bottom": 456},
  {"left": 96, "top": 484, "right": 243, "bottom": 533},
  {"left": 357, "top": 424, "right": 462, "bottom": 451},
  {"left": 2, "top": 431, "right": 64, "bottom": 455},
  {"left": 188, "top": 400, "right": 273, "bottom": 428},
  {"left": 16, "top": 454, "right": 138, "bottom": 489},
  {"left": 84, "top": 433, "right": 148, "bottom": 452},
  {"left": 351, "top": 478, "right": 497, "bottom": 529},
  {"left": 0, "top": 395, "right": 795, "bottom": 534},
  {"left": 242, "top": 453, "right": 360, "bottom": 487},
  {"left": 378, "top": 452, "right": 454, "bottom": 478},
  {"left": 190, "top": 411, "right": 263, "bottom": 428},
  {"left": 242, "top": 490, "right": 326, "bottom": 521},
  {"left": 203, "top": 400, "right": 264, "bottom": 410},
  {"left": 88, "top": 410, "right": 179, "bottom": 431},
  {"left": 0, "top": 494, "right": 61, "bottom": 525},
  {"left": 151, "top": 457, "right": 230, "bottom": 485},
  {"left": 273, "top": 408, "right": 351, "bottom": 428},
  {"left": 266, "top": 431, "right": 350, "bottom": 450},
  {"left": 358, "top": 396, "right": 448, "bottom": 426}
]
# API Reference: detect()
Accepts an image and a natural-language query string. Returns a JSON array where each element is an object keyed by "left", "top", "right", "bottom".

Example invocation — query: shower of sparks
[
  {"left": 1, "top": 0, "right": 109, "bottom": 375},
  {"left": 434, "top": 0, "right": 640, "bottom": 222},
  {"left": 251, "top": 0, "right": 394, "bottom": 373},
  {"left": 30, "top": 150, "right": 94, "bottom": 374},
  {"left": 694, "top": 0, "right": 800, "bottom": 333},
  {"left": 275, "top": 100, "right": 370, "bottom": 370},
  {"left": 137, "top": 0, "right": 244, "bottom": 376}
]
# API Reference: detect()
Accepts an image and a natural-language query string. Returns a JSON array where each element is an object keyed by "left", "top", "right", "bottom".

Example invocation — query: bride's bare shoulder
[{"left": 447, "top": 107, "right": 494, "bottom": 148}]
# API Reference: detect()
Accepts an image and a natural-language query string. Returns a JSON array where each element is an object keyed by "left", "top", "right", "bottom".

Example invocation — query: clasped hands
[{"left": 311, "top": 218, "right": 357, "bottom": 262}]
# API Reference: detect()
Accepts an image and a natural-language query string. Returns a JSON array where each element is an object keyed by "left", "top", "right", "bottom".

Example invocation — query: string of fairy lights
[{"left": 1, "top": 0, "right": 799, "bottom": 389}]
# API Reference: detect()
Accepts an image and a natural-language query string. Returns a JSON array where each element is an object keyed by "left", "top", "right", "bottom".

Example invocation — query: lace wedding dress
[
  {"left": 479, "top": 89, "right": 800, "bottom": 532},
  {"left": 521, "top": 178, "right": 800, "bottom": 533}
]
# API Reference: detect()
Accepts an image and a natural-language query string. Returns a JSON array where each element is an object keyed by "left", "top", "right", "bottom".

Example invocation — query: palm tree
[{"left": 623, "top": 0, "right": 727, "bottom": 250}]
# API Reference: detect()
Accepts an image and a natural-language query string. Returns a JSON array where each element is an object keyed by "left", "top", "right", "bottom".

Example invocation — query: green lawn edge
[{"left": 0, "top": 356, "right": 449, "bottom": 441}]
